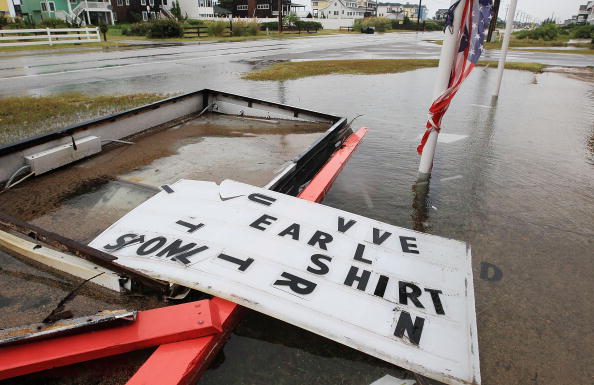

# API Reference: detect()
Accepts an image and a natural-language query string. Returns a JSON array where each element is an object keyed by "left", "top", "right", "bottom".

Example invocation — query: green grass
[
  {"left": 243, "top": 59, "right": 545, "bottom": 81},
  {"left": 0, "top": 41, "right": 128, "bottom": 53},
  {"left": 511, "top": 48, "right": 594, "bottom": 55},
  {"left": 0, "top": 93, "right": 164, "bottom": 145}
]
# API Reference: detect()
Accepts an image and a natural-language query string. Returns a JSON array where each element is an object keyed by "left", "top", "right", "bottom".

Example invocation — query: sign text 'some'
[{"left": 89, "top": 180, "right": 480, "bottom": 385}]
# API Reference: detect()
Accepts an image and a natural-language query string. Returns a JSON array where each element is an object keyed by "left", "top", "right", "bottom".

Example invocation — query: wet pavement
[
  {"left": 0, "top": 32, "right": 593, "bottom": 98},
  {"left": 0, "top": 32, "right": 593, "bottom": 385}
]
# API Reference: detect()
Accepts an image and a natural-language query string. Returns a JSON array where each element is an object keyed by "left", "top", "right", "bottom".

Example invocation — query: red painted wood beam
[
  {"left": 0, "top": 300, "right": 222, "bottom": 381},
  {"left": 126, "top": 127, "right": 369, "bottom": 385},
  {"left": 299, "top": 127, "right": 368, "bottom": 203}
]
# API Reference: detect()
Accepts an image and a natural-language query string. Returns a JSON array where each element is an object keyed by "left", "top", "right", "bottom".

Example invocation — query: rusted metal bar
[{"left": 0, "top": 212, "right": 169, "bottom": 293}]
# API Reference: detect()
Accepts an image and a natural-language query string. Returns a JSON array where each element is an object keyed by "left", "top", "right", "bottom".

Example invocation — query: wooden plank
[
  {"left": 298, "top": 127, "right": 368, "bottom": 202},
  {"left": 0, "top": 212, "right": 169, "bottom": 293},
  {"left": 0, "top": 301, "right": 223, "bottom": 381},
  {"left": 126, "top": 298, "right": 241, "bottom": 385},
  {"left": 0, "top": 230, "right": 122, "bottom": 292}
]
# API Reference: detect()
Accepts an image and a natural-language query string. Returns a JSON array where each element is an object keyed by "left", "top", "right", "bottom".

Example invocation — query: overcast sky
[{"left": 424, "top": 0, "right": 584, "bottom": 23}]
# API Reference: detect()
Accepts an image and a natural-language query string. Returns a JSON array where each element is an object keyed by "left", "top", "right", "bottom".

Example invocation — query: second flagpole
[{"left": 417, "top": 0, "right": 467, "bottom": 183}]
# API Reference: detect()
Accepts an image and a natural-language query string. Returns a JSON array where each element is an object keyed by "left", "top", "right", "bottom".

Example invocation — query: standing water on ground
[{"left": 198, "top": 68, "right": 593, "bottom": 385}]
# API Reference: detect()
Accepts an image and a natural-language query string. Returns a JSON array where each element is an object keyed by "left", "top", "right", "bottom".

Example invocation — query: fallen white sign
[{"left": 89, "top": 179, "right": 480, "bottom": 385}]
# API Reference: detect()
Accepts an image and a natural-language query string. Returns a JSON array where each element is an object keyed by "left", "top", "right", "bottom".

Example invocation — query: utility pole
[
  {"left": 486, "top": 0, "right": 501, "bottom": 42},
  {"left": 278, "top": 0, "right": 283, "bottom": 33},
  {"left": 417, "top": 0, "right": 422, "bottom": 31}
]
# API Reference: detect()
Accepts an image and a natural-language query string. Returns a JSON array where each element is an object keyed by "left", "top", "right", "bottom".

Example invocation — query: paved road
[{"left": 0, "top": 32, "right": 592, "bottom": 97}]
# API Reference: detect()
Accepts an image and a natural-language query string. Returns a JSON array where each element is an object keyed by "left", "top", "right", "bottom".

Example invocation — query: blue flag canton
[{"left": 469, "top": 0, "right": 493, "bottom": 63}]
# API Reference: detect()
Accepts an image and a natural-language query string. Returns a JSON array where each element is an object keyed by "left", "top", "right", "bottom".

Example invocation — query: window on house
[
  {"left": 312, "top": 1, "right": 317, "bottom": 5},
  {"left": 162, "top": 0, "right": 167, "bottom": 4},
  {"left": 142, "top": 10, "right": 148, "bottom": 20},
  {"left": 237, "top": 4, "right": 247, "bottom": 10},
  {"left": 256, "top": 3, "right": 269, "bottom": 9},
  {"left": 125, "top": 0, "right": 130, "bottom": 4},
  {"left": 117, "top": 0, "right": 123, "bottom": 5},
  {"left": 41, "top": 2, "right": 47, "bottom": 11},
  {"left": 141, "top": 0, "right": 146, "bottom": 5},
  {"left": 333, "top": 10, "right": 338, "bottom": 15},
  {"left": 48, "top": 2, "right": 55, "bottom": 11},
  {"left": 149, "top": 0, "right": 154, "bottom": 6},
  {"left": 150, "top": 11, "right": 156, "bottom": 18}
]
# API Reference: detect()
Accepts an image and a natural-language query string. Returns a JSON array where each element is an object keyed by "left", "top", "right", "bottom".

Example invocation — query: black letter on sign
[
  {"left": 137, "top": 236, "right": 167, "bottom": 256},
  {"left": 274, "top": 272, "right": 317, "bottom": 295},
  {"left": 353, "top": 243, "right": 372, "bottom": 264},
  {"left": 425, "top": 288, "right": 445, "bottom": 315},
  {"left": 372, "top": 228, "right": 392, "bottom": 245},
  {"left": 104, "top": 233, "right": 138, "bottom": 251},
  {"left": 248, "top": 193, "right": 276, "bottom": 206},
  {"left": 394, "top": 311, "right": 425, "bottom": 346},
  {"left": 249, "top": 214, "right": 277, "bottom": 231},
  {"left": 308, "top": 230, "right": 333, "bottom": 250},
  {"left": 374, "top": 275, "right": 389, "bottom": 298},
  {"left": 217, "top": 253, "right": 254, "bottom": 272},
  {"left": 399, "top": 281, "right": 425, "bottom": 309},
  {"left": 480, "top": 262, "right": 503, "bottom": 282},
  {"left": 399, "top": 236, "right": 419, "bottom": 254},
  {"left": 344, "top": 266, "right": 371, "bottom": 291},
  {"left": 337, "top": 217, "right": 357, "bottom": 233},
  {"left": 176, "top": 220, "right": 204, "bottom": 233},
  {"left": 278, "top": 223, "right": 300, "bottom": 240},
  {"left": 307, "top": 254, "right": 332, "bottom": 275},
  {"left": 156, "top": 240, "right": 208, "bottom": 265}
]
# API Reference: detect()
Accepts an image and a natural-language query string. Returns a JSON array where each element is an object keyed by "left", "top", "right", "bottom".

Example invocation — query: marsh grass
[
  {"left": 0, "top": 92, "right": 164, "bottom": 145},
  {"left": 243, "top": 59, "right": 545, "bottom": 81}
]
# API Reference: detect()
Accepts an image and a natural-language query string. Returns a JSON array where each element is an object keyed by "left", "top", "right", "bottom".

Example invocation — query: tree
[
  {"left": 99, "top": 23, "right": 109, "bottom": 41},
  {"left": 171, "top": 0, "right": 182, "bottom": 20}
]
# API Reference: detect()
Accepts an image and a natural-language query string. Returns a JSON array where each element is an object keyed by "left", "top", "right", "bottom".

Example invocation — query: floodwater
[
  {"left": 0, "top": 61, "right": 593, "bottom": 384},
  {"left": 197, "top": 68, "right": 594, "bottom": 385}
]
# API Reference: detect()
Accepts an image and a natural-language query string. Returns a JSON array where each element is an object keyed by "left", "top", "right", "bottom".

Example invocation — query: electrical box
[{"left": 25, "top": 136, "right": 102, "bottom": 175}]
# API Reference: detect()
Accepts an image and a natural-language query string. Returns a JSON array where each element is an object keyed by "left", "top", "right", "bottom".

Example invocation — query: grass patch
[
  {"left": 0, "top": 41, "right": 128, "bottom": 53},
  {"left": 511, "top": 48, "right": 594, "bottom": 55},
  {"left": 0, "top": 92, "right": 164, "bottom": 145},
  {"left": 243, "top": 59, "right": 545, "bottom": 81}
]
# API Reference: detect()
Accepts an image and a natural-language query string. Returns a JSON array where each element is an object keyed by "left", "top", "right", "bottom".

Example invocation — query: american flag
[{"left": 417, "top": 0, "right": 493, "bottom": 155}]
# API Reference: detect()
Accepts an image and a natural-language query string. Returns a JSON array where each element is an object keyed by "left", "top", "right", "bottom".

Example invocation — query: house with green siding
[{"left": 20, "top": 0, "right": 114, "bottom": 24}]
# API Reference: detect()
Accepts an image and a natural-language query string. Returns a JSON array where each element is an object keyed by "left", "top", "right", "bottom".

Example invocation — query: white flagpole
[
  {"left": 493, "top": 0, "right": 518, "bottom": 97},
  {"left": 417, "top": 0, "right": 467, "bottom": 182}
]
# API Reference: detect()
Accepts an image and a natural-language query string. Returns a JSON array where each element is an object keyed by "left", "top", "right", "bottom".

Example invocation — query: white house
[
  {"left": 376, "top": 3, "right": 403, "bottom": 19},
  {"left": 178, "top": 0, "right": 216, "bottom": 18},
  {"left": 318, "top": 0, "right": 366, "bottom": 19}
]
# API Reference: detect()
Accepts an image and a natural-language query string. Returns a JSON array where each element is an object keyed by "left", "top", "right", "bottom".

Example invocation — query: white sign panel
[{"left": 89, "top": 180, "right": 480, "bottom": 385}]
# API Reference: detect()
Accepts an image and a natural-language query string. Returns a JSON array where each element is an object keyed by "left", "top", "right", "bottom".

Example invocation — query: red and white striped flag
[{"left": 417, "top": 0, "right": 493, "bottom": 155}]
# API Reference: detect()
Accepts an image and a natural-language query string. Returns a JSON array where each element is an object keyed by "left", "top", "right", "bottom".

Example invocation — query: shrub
[
  {"left": 515, "top": 24, "right": 559, "bottom": 41},
  {"left": 186, "top": 19, "right": 204, "bottom": 25},
  {"left": 260, "top": 21, "right": 278, "bottom": 31},
  {"left": 295, "top": 20, "right": 322, "bottom": 31},
  {"left": 231, "top": 20, "right": 259, "bottom": 36},
  {"left": 206, "top": 20, "right": 228, "bottom": 37},
  {"left": 572, "top": 25, "right": 594, "bottom": 39},
  {"left": 354, "top": 17, "right": 391, "bottom": 33},
  {"left": 40, "top": 18, "right": 68, "bottom": 28},
  {"left": 122, "top": 22, "right": 150, "bottom": 36},
  {"left": 0, "top": 15, "right": 9, "bottom": 29},
  {"left": 147, "top": 19, "right": 184, "bottom": 38}
]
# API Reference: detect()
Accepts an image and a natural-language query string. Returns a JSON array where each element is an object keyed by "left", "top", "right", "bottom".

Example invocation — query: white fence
[{"left": 0, "top": 28, "right": 101, "bottom": 47}]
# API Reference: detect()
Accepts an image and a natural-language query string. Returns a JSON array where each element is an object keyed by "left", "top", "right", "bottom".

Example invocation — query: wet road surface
[
  {"left": 0, "top": 32, "right": 593, "bottom": 97},
  {"left": 1, "top": 32, "right": 593, "bottom": 385}
]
